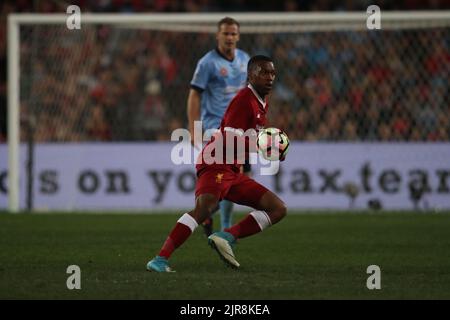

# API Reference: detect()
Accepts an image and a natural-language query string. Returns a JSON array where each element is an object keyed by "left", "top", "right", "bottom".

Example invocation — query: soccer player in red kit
[{"left": 147, "top": 55, "right": 287, "bottom": 272}]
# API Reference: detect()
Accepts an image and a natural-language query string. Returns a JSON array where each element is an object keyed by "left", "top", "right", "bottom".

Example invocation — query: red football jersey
[{"left": 196, "top": 85, "right": 269, "bottom": 172}]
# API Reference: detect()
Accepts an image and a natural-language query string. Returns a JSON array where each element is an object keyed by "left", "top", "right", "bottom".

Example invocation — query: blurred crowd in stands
[
  {"left": 2, "top": 0, "right": 450, "bottom": 13},
  {"left": 0, "top": 0, "right": 449, "bottom": 143}
]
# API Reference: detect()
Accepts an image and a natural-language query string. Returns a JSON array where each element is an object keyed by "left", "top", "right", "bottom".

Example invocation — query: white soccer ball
[{"left": 257, "top": 127, "right": 290, "bottom": 161}]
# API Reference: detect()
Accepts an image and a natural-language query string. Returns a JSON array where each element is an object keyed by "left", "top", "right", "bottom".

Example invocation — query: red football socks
[
  {"left": 225, "top": 214, "right": 262, "bottom": 239},
  {"left": 158, "top": 213, "right": 198, "bottom": 259},
  {"left": 159, "top": 222, "right": 192, "bottom": 259}
]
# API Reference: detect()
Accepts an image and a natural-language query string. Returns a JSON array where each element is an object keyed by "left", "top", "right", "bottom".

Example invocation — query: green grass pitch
[{"left": 0, "top": 211, "right": 450, "bottom": 299}]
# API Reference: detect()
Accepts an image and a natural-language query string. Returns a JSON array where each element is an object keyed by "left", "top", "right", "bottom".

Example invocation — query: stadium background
[
  {"left": 0, "top": 0, "right": 448, "bottom": 143},
  {"left": 1, "top": 0, "right": 450, "bottom": 211},
  {"left": 0, "top": 0, "right": 450, "bottom": 300}
]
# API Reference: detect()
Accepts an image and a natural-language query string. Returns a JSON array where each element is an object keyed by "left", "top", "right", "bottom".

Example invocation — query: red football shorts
[{"left": 195, "top": 165, "right": 269, "bottom": 208}]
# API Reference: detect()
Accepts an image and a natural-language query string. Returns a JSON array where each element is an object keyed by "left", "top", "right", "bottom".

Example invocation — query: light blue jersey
[{"left": 190, "top": 48, "right": 250, "bottom": 132}]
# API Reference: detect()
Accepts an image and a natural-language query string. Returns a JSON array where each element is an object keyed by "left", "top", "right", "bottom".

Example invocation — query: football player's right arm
[
  {"left": 187, "top": 89, "right": 202, "bottom": 149},
  {"left": 223, "top": 98, "right": 252, "bottom": 130},
  {"left": 188, "top": 59, "right": 209, "bottom": 149},
  {"left": 223, "top": 98, "right": 256, "bottom": 157}
]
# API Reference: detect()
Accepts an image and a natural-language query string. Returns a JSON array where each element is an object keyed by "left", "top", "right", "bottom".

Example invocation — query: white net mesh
[{"left": 18, "top": 14, "right": 450, "bottom": 143}]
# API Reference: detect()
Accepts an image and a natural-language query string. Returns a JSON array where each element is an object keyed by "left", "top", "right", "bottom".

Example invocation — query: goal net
[{"left": 4, "top": 12, "right": 450, "bottom": 212}]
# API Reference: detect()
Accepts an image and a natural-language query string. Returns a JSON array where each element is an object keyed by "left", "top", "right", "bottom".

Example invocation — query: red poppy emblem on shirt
[{"left": 220, "top": 67, "right": 228, "bottom": 76}]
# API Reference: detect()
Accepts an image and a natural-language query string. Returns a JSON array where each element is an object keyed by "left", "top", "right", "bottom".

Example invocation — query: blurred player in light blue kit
[{"left": 187, "top": 17, "right": 250, "bottom": 236}]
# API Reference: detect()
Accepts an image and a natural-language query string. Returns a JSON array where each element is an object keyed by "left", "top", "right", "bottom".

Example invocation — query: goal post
[
  {"left": 7, "top": 15, "right": 20, "bottom": 212},
  {"left": 6, "top": 11, "right": 450, "bottom": 212}
]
